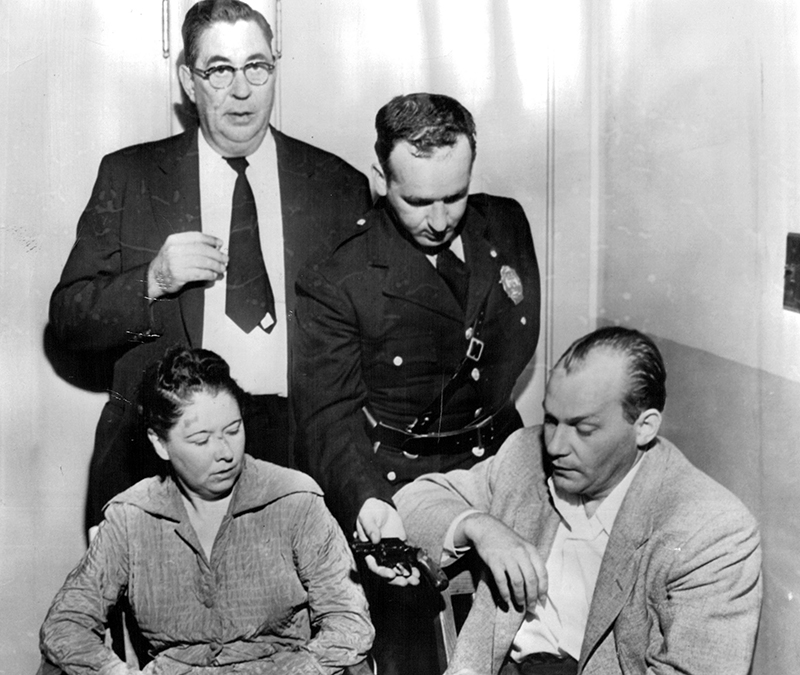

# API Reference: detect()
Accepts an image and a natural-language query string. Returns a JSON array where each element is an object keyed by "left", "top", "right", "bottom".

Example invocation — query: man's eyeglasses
[{"left": 190, "top": 61, "right": 277, "bottom": 90}]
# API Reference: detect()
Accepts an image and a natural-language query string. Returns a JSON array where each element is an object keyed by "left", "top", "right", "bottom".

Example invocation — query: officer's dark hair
[
  {"left": 139, "top": 346, "right": 246, "bottom": 442},
  {"left": 375, "top": 93, "right": 477, "bottom": 181},
  {"left": 557, "top": 326, "right": 667, "bottom": 424},
  {"left": 183, "top": 0, "right": 274, "bottom": 69}
]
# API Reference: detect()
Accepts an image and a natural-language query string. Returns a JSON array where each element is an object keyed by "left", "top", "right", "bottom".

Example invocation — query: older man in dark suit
[{"left": 49, "top": 0, "right": 371, "bottom": 531}]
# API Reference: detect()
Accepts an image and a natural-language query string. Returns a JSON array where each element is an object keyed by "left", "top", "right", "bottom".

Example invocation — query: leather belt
[
  {"left": 501, "top": 653, "right": 578, "bottom": 675},
  {"left": 365, "top": 403, "right": 519, "bottom": 457}
]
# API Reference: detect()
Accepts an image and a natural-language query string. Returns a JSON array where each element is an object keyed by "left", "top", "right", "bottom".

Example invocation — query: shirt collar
[
  {"left": 108, "top": 455, "right": 321, "bottom": 521},
  {"left": 548, "top": 456, "right": 645, "bottom": 535},
  {"left": 197, "top": 125, "right": 274, "bottom": 171}
]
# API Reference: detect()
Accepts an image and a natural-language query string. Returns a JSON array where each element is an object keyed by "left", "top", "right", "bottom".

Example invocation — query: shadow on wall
[{"left": 43, "top": 323, "right": 120, "bottom": 394}]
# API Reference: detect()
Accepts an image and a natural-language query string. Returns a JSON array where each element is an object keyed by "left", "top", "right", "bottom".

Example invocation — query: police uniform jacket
[{"left": 294, "top": 194, "right": 540, "bottom": 530}]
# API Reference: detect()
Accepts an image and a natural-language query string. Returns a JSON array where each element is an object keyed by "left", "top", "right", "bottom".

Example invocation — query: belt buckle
[{"left": 467, "top": 336, "right": 484, "bottom": 361}]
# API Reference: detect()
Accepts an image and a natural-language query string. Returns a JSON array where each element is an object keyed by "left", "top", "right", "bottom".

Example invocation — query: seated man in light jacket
[{"left": 393, "top": 326, "right": 762, "bottom": 675}]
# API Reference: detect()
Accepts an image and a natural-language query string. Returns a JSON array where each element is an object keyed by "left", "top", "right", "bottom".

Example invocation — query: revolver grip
[{"left": 414, "top": 549, "right": 450, "bottom": 592}]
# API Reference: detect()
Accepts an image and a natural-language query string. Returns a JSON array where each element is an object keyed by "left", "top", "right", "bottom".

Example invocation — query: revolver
[{"left": 351, "top": 537, "right": 449, "bottom": 592}]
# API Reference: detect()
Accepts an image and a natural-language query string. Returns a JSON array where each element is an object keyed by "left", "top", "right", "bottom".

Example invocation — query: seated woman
[{"left": 39, "top": 347, "right": 373, "bottom": 675}]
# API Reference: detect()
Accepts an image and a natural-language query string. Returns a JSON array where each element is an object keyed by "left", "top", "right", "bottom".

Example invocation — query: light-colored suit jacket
[{"left": 395, "top": 427, "right": 762, "bottom": 675}]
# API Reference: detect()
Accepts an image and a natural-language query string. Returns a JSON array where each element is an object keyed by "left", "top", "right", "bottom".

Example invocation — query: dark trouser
[
  {"left": 85, "top": 394, "right": 290, "bottom": 530},
  {"left": 241, "top": 393, "right": 291, "bottom": 467},
  {"left": 362, "top": 570, "right": 444, "bottom": 675},
  {"left": 500, "top": 654, "right": 579, "bottom": 675}
]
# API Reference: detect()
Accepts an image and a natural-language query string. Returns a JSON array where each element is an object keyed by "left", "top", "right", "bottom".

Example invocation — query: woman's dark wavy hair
[
  {"left": 182, "top": 0, "right": 274, "bottom": 69},
  {"left": 138, "top": 346, "right": 246, "bottom": 441},
  {"left": 557, "top": 326, "right": 667, "bottom": 424},
  {"left": 374, "top": 93, "right": 477, "bottom": 181}
]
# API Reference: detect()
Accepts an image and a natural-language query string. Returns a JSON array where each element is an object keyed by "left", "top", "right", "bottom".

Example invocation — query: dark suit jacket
[
  {"left": 49, "top": 126, "right": 372, "bottom": 526},
  {"left": 293, "top": 195, "right": 540, "bottom": 529},
  {"left": 395, "top": 429, "right": 763, "bottom": 675}
]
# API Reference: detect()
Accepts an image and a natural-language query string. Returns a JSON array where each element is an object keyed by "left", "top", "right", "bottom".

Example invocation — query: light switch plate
[{"left": 784, "top": 233, "right": 800, "bottom": 313}]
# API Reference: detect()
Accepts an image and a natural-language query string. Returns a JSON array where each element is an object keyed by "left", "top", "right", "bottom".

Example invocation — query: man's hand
[
  {"left": 458, "top": 512, "right": 547, "bottom": 610},
  {"left": 355, "top": 498, "right": 420, "bottom": 586},
  {"left": 147, "top": 232, "right": 228, "bottom": 299}
]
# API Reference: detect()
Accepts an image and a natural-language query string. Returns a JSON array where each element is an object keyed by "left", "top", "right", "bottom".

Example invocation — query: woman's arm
[
  {"left": 39, "top": 505, "right": 134, "bottom": 675},
  {"left": 292, "top": 494, "right": 374, "bottom": 673}
]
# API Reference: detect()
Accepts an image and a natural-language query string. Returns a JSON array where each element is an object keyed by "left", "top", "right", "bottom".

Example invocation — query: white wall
[{"left": 593, "top": 1, "right": 800, "bottom": 672}]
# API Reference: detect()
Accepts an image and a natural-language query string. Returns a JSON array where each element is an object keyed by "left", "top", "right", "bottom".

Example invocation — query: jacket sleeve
[
  {"left": 639, "top": 511, "right": 762, "bottom": 675},
  {"left": 49, "top": 154, "right": 159, "bottom": 351},
  {"left": 393, "top": 447, "right": 505, "bottom": 565},
  {"left": 39, "top": 505, "right": 132, "bottom": 675},
  {"left": 293, "top": 262, "right": 395, "bottom": 531},
  {"left": 291, "top": 493, "right": 374, "bottom": 673}
]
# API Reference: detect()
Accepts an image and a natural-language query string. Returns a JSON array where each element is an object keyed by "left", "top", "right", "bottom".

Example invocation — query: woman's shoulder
[
  {"left": 236, "top": 457, "right": 325, "bottom": 510},
  {"left": 105, "top": 475, "right": 181, "bottom": 520}
]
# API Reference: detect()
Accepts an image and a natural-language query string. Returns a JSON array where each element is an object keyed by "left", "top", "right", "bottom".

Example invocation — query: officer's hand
[
  {"left": 458, "top": 512, "right": 547, "bottom": 610},
  {"left": 355, "top": 498, "right": 421, "bottom": 587},
  {"left": 147, "top": 232, "right": 229, "bottom": 298}
]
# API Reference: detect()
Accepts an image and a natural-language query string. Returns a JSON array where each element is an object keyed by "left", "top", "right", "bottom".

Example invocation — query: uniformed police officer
[{"left": 294, "top": 93, "right": 541, "bottom": 675}]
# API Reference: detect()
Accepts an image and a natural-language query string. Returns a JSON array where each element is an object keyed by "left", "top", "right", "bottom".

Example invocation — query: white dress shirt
[
  {"left": 510, "top": 459, "right": 644, "bottom": 660},
  {"left": 198, "top": 129, "right": 287, "bottom": 396},
  {"left": 442, "top": 458, "right": 644, "bottom": 660}
]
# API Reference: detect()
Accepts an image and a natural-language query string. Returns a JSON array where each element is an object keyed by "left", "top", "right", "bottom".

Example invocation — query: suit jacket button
[
  {"left": 357, "top": 218, "right": 366, "bottom": 226},
  {"left": 386, "top": 471, "right": 397, "bottom": 482},
  {"left": 393, "top": 355, "right": 403, "bottom": 366},
  {"left": 471, "top": 368, "right": 480, "bottom": 381},
  {"left": 521, "top": 316, "right": 527, "bottom": 325}
]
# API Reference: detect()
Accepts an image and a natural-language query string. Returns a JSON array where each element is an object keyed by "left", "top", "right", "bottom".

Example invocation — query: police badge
[{"left": 499, "top": 265, "right": 524, "bottom": 305}]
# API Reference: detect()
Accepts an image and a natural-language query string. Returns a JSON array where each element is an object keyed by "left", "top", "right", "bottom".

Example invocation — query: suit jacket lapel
[
  {"left": 579, "top": 450, "right": 662, "bottom": 670},
  {"left": 452, "top": 434, "right": 560, "bottom": 675},
  {"left": 150, "top": 128, "right": 204, "bottom": 346},
  {"left": 489, "top": 471, "right": 561, "bottom": 672}
]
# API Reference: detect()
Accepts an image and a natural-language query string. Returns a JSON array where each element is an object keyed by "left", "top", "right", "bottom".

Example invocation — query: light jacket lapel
[
  {"left": 452, "top": 433, "right": 560, "bottom": 675},
  {"left": 579, "top": 449, "right": 663, "bottom": 670},
  {"left": 150, "top": 129, "right": 204, "bottom": 346}
]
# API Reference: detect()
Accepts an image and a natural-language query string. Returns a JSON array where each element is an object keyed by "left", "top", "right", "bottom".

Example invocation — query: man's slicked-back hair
[
  {"left": 374, "top": 93, "right": 477, "bottom": 181},
  {"left": 138, "top": 345, "right": 246, "bottom": 442},
  {"left": 557, "top": 326, "right": 667, "bottom": 424},
  {"left": 182, "top": 0, "right": 274, "bottom": 69}
]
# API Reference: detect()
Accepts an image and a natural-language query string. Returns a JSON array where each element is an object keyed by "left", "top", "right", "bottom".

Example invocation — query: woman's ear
[
  {"left": 147, "top": 429, "right": 170, "bottom": 462},
  {"left": 634, "top": 409, "right": 662, "bottom": 448}
]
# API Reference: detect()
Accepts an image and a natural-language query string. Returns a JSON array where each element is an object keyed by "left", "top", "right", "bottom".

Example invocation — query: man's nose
[
  {"left": 546, "top": 424, "right": 570, "bottom": 457},
  {"left": 428, "top": 202, "right": 448, "bottom": 232},
  {"left": 230, "top": 70, "right": 252, "bottom": 97}
]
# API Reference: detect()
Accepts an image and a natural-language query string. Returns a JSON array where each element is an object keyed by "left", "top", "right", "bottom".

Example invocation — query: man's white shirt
[
  {"left": 198, "top": 128, "right": 287, "bottom": 396},
  {"left": 443, "top": 457, "right": 644, "bottom": 661}
]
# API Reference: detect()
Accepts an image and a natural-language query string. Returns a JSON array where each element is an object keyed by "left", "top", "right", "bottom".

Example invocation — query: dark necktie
[
  {"left": 437, "top": 246, "right": 469, "bottom": 310},
  {"left": 224, "top": 157, "right": 275, "bottom": 333}
]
